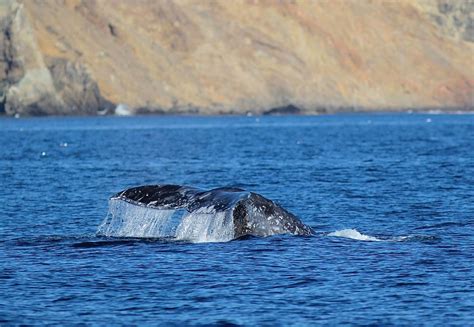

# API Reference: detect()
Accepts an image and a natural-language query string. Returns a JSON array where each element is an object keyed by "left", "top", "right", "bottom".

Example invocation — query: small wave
[
  {"left": 327, "top": 229, "right": 440, "bottom": 243},
  {"left": 414, "top": 221, "right": 472, "bottom": 230},
  {"left": 6, "top": 235, "right": 91, "bottom": 247},
  {"left": 72, "top": 239, "right": 142, "bottom": 248},
  {"left": 392, "top": 235, "right": 440, "bottom": 243},
  {"left": 328, "top": 229, "right": 381, "bottom": 241},
  {"left": 71, "top": 237, "right": 181, "bottom": 248}
]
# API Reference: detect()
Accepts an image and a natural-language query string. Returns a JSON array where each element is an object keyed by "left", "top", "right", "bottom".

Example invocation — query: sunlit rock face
[{"left": 0, "top": 0, "right": 473, "bottom": 116}]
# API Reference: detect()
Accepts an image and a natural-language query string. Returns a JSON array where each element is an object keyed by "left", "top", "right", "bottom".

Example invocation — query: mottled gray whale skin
[{"left": 113, "top": 184, "right": 314, "bottom": 239}]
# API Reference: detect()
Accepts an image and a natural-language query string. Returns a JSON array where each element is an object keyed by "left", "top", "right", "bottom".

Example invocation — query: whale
[{"left": 98, "top": 184, "right": 314, "bottom": 241}]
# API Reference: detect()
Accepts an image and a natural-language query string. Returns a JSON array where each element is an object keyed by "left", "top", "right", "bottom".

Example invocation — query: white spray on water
[{"left": 328, "top": 229, "right": 381, "bottom": 241}]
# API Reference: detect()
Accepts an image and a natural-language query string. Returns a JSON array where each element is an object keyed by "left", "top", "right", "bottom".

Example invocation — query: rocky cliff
[{"left": 0, "top": 0, "right": 473, "bottom": 116}]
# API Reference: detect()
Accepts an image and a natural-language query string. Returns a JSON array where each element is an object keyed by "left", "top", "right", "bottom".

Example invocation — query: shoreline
[{"left": 1, "top": 108, "right": 473, "bottom": 119}]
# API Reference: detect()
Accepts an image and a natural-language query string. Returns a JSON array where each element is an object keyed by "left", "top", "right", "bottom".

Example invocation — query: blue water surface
[{"left": 1, "top": 114, "right": 473, "bottom": 325}]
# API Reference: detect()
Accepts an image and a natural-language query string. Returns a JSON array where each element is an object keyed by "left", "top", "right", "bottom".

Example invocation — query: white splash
[
  {"left": 114, "top": 103, "right": 131, "bottom": 116},
  {"left": 97, "top": 199, "right": 235, "bottom": 242},
  {"left": 328, "top": 229, "right": 381, "bottom": 242}
]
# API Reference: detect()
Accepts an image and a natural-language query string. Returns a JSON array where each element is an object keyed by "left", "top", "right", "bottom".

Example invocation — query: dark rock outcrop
[
  {"left": 46, "top": 58, "right": 114, "bottom": 115},
  {"left": 0, "top": 0, "right": 112, "bottom": 116},
  {"left": 423, "top": 0, "right": 474, "bottom": 42},
  {"left": 263, "top": 105, "right": 302, "bottom": 115}
]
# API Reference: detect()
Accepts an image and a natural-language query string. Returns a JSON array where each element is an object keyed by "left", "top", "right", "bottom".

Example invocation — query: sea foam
[{"left": 328, "top": 229, "right": 381, "bottom": 241}]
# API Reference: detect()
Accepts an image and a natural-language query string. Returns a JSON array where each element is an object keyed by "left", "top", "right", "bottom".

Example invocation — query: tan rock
[{"left": 1, "top": 0, "right": 473, "bottom": 115}]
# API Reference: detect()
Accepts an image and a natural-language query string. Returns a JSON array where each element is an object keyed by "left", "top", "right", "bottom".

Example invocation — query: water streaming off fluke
[
  {"left": 97, "top": 184, "right": 314, "bottom": 243},
  {"left": 97, "top": 199, "right": 235, "bottom": 242}
]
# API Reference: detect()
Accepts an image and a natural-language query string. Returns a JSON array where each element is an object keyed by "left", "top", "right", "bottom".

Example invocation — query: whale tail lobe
[{"left": 98, "top": 185, "right": 313, "bottom": 242}]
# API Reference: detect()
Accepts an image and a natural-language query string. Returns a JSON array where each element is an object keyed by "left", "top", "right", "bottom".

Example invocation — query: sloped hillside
[{"left": 0, "top": 0, "right": 473, "bottom": 115}]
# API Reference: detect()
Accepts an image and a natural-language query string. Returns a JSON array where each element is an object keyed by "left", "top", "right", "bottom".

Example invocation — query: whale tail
[{"left": 98, "top": 184, "right": 314, "bottom": 242}]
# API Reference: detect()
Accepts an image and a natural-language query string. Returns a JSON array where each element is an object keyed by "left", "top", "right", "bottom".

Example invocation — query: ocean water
[{"left": 1, "top": 114, "right": 473, "bottom": 325}]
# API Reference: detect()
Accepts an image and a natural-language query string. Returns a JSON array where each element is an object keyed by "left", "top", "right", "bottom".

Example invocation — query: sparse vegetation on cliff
[{"left": 0, "top": 0, "right": 473, "bottom": 116}]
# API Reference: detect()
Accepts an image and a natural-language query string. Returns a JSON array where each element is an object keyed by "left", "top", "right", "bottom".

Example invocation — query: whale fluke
[{"left": 98, "top": 185, "right": 314, "bottom": 242}]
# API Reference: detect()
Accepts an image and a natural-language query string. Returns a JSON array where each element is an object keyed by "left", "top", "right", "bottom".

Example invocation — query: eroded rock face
[
  {"left": 46, "top": 58, "right": 113, "bottom": 115},
  {"left": 0, "top": 0, "right": 112, "bottom": 116},
  {"left": 0, "top": 0, "right": 473, "bottom": 116}
]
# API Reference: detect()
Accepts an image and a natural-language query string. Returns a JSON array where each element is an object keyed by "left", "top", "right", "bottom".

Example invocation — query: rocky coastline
[{"left": 0, "top": 0, "right": 473, "bottom": 117}]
